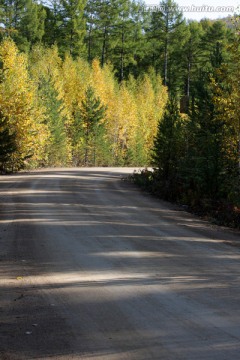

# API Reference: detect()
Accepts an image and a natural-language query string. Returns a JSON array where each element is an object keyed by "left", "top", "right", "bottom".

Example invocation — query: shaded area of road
[{"left": 0, "top": 168, "right": 240, "bottom": 359}]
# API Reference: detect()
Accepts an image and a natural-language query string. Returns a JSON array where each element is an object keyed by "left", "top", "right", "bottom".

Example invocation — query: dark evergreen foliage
[
  {"left": 0, "top": 110, "right": 16, "bottom": 173},
  {"left": 152, "top": 98, "right": 186, "bottom": 200},
  {"left": 74, "top": 86, "right": 108, "bottom": 166}
]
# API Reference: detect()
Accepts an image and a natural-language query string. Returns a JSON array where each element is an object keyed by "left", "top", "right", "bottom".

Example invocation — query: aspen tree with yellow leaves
[
  {"left": 54, "top": 54, "right": 92, "bottom": 162},
  {"left": 90, "top": 59, "right": 121, "bottom": 163},
  {"left": 55, "top": 54, "right": 92, "bottom": 129},
  {"left": 0, "top": 39, "right": 49, "bottom": 170},
  {"left": 90, "top": 60, "right": 168, "bottom": 165},
  {"left": 113, "top": 82, "right": 138, "bottom": 164},
  {"left": 29, "top": 45, "right": 71, "bottom": 166},
  {"left": 133, "top": 72, "right": 168, "bottom": 164}
]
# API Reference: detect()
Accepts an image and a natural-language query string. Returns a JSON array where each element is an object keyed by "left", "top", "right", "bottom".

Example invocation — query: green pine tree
[
  {"left": 0, "top": 0, "right": 25, "bottom": 40},
  {"left": 42, "top": 0, "right": 64, "bottom": 46},
  {"left": 0, "top": 0, "right": 46, "bottom": 50},
  {"left": 199, "top": 20, "right": 230, "bottom": 69},
  {"left": 180, "top": 20, "right": 203, "bottom": 112},
  {"left": 146, "top": 0, "right": 186, "bottom": 93},
  {"left": 74, "top": 86, "right": 108, "bottom": 166},
  {"left": 19, "top": 0, "right": 46, "bottom": 47},
  {"left": 184, "top": 43, "right": 228, "bottom": 201},
  {"left": 85, "top": 0, "right": 119, "bottom": 66},
  {"left": 0, "top": 109, "right": 16, "bottom": 173},
  {"left": 152, "top": 98, "right": 185, "bottom": 199},
  {"left": 39, "top": 78, "right": 69, "bottom": 166},
  {"left": 60, "top": 0, "right": 87, "bottom": 57},
  {"left": 110, "top": 0, "right": 143, "bottom": 81}
]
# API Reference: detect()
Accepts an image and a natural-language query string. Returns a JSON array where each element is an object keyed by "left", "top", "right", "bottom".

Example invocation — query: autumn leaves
[{"left": 0, "top": 40, "right": 167, "bottom": 170}]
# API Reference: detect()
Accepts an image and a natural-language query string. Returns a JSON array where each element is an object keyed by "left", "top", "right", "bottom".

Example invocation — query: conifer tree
[
  {"left": 152, "top": 98, "right": 185, "bottom": 199},
  {"left": 0, "top": 0, "right": 25, "bottom": 32},
  {"left": 42, "top": 0, "right": 64, "bottom": 46},
  {"left": 211, "top": 18, "right": 240, "bottom": 203},
  {"left": 199, "top": 20, "right": 230, "bottom": 70},
  {"left": 0, "top": 1, "right": 46, "bottom": 50},
  {"left": 40, "top": 79, "right": 69, "bottom": 166},
  {"left": 74, "top": 86, "right": 107, "bottom": 166},
  {"left": 181, "top": 20, "right": 203, "bottom": 111},
  {"left": 29, "top": 44, "right": 71, "bottom": 165},
  {"left": 0, "top": 109, "right": 16, "bottom": 173},
  {"left": 147, "top": 0, "right": 185, "bottom": 91},
  {"left": 184, "top": 43, "right": 228, "bottom": 200},
  {"left": 87, "top": 0, "right": 119, "bottom": 66},
  {"left": 60, "top": 0, "right": 87, "bottom": 57},
  {"left": 19, "top": 0, "right": 46, "bottom": 47},
  {"left": 111, "top": 0, "right": 143, "bottom": 81}
]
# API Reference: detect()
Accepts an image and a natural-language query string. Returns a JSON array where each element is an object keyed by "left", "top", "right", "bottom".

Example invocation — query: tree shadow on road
[{"left": 0, "top": 169, "right": 240, "bottom": 359}]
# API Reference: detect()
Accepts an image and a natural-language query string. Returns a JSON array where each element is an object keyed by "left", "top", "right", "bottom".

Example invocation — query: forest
[{"left": 0, "top": 0, "right": 239, "bottom": 225}]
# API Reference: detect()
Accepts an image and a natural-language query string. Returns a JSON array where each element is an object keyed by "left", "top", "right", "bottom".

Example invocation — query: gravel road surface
[{"left": 0, "top": 168, "right": 240, "bottom": 360}]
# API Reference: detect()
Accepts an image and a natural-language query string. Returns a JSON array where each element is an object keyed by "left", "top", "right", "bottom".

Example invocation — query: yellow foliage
[
  {"left": 55, "top": 55, "right": 91, "bottom": 125},
  {"left": 134, "top": 74, "right": 168, "bottom": 157},
  {"left": 0, "top": 41, "right": 168, "bottom": 168},
  {"left": 0, "top": 39, "right": 49, "bottom": 168},
  {"left": 30, "top": 45, "right": 62, "bottom": 83},
  {"left": 90, "top": 60, "right": 168, "bottom": 163}
]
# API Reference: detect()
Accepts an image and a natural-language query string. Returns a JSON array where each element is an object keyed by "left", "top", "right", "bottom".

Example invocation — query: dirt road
[{"left": 0, "top": 168, "right": 240, "bottom": 360}]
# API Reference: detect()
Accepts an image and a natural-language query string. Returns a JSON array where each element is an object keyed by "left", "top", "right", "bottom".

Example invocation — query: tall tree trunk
[
  {"left": 164, "top": 35, "right": 168, "bottom": 86},
  {"left": 70, "top": 28, "right": 73, "bottom": 56},
  {"left": 163, "top": 10, "right": 169, "bottom": 87},
  {"left": 101, "top": 26, "right": 107, "bottom": 67},
  {"left": 187, "top": 51, "right": 192, "bottom": 98},
  {"left": 85, "top": 125, "right": 89, "bottom": 166},
  {"left": 120, "top": 25, "right": 124, "bottom": 81},
  {"left": 88, "top": 24, "right": 92, "bottom": 62}
]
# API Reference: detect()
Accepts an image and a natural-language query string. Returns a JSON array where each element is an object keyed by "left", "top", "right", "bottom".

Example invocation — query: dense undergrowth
[{"left": 130, "top": 168, "right": 240, "bottom": 230}]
